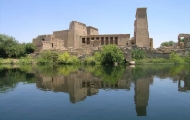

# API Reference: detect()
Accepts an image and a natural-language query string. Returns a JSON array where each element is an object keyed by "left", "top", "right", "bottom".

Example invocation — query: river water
[{"left": 0, "top": 65, "right": 190, "bottom": 120}]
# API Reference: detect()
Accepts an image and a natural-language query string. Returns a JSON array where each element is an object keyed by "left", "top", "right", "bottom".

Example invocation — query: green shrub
[
  {"left": 36, "top": 51, "right": 58, "bottom": 64},
  {"left": 19, "top": 55, "right": 33, "bottom": 64},
  {"left": 135, "top": 59, "right": 147, "bottom": 65},
  {"left": 101, "top": 44, "right": 124, "bottom": 65},
  {"left": 169, "top": 52, "right": 184, "bottom": 64},
  {"left": 57, "top": 52, "right": 80, "bottom": 65},
  {"left": 184, "top": 50, "right": 190, "bottom": 63},
  {"left": 94, "top": 52, "right": 102, "bottom": 62},
  {"left": 83, "top": 56, "right": 96, "bottom": 65},
  {"left": 0, "top": 58, "right": 2, "bottom": 64},
  {"left": 132, "top": 48, "right": 145, "bottom": 60}
]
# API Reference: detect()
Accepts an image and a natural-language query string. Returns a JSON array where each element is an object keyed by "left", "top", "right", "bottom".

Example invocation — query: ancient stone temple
[
  {"left": 32, "top": 8, "right": 154, "bottom": 54},
  {"left": 134, "top": 8, "right": 153, "bottom": 49}
]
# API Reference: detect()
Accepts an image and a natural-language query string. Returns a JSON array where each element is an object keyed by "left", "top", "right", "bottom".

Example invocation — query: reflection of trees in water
[
  {"left": 35, "top": 65, "right": 80, "bottom": 77},
  {"left": 131, "top": 65, "right": 190, "bottom": 81},
  {"left": 35, "top": 65, "right": 130, "bottom": 103},
  {"left": 85, "top": 65, "right": 126, "bottom": 84},
  {"left": 1, "top": 65, "right": 190, "bottom": 106},
  {"left": 0, "top": 67, "right": 36, "bottom": 93}
]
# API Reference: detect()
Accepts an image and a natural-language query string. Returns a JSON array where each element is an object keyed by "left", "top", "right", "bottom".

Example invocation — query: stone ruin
[
  {"left": 178, "top": 34, "right": 190, "bottom": 49},
  {"left": 32, "top": 8, "right": 154, "bottom": 61},
  {"left": 147, "top": 34, "right": 190, "bottom": 58}
]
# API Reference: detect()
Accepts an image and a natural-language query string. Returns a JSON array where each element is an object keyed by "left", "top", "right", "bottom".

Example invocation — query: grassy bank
[
  {"left": 0, "top": 56, "right": 34, "bottom": 65},
  {"left": 134, "top": 58, "right": 173, "bottom": 65},
  {"left": 1, "top": 47, "right": 190, "bottom": 65},
  {"left": 135, "top": 57, "right": 190, "bottom": 65}
]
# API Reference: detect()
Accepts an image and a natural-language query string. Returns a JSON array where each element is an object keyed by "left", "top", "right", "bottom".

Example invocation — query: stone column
[
  {"left": 104, "top": 37, "right": 106, "bottom": 45},
  {"left": 178, "top": 37, "right": 180, "bottom": 46}
]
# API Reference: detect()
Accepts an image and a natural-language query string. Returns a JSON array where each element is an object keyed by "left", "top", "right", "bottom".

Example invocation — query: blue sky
[{"left": 0, "top": 0, "right": 189, "bottom": 48}]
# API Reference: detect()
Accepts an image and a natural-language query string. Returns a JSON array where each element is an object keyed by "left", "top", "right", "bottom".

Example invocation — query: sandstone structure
[
  {"left": 178, "top": 34, "right": 190, "bottom": 49},
  {"left": 33, "top": 34, "right": 66, "bottom": 52},
  {"left": 32, "top": 8, "right": 153, "bottom": 56},
  {"left": 133, "top": 8, "right": 153, "bottom": 49},
  {"left": 147, "top": 34, "right": 190, "bottom": 59}
]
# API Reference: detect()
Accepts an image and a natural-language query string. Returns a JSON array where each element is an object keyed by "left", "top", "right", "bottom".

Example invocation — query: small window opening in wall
[
  {"left": 110, "top": 39, "right": 113, "bottom": 44},
  {"left": 115, "top": 37, "right": 118, "bottom": 45},
  {"left": 91, "top": 37, "right": 94, "bottom": 40},
  {"left": 82, "top": 38, "right": 85, "bottom": 43},
  {"left": 52, "top": 43, "right": 53, "bottom": 48},
  {"left": 42, "top": 39, "right": 45, "bottom": 41},
  {"left": 106, "top": 37, "right": 109, "bottom": 45},
  {"left": 96, "top": 37, "right": 99, "bottom": 40},
  {"left": 101, "top": 38, "right": 104, "bottom": 45},
  {"left": 87, "top": 39, "right": 90, "bottom": 44},
  {"left": 127, "top": 43, "right": 128, "bottom": 45}
]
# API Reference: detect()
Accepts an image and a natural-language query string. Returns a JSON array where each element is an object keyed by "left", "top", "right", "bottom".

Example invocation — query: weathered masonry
[
  {"left": 178, "top": 34, "right": 190, "bottom": 49},
  {"left": 32, "top": 7, "right": 154, "bottom": 53},
  {"left": 81, "top": 34, "right": 130, "bottom": 47},
  {"left": 133, "top": 8, "right": 153, "bottom": 49}
]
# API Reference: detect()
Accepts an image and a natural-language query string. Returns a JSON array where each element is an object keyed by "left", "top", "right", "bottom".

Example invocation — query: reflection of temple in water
[
  {"left": 34, "top": 65, "right": 190, "bottom": 117},
  {"left": 134, "top": 77, "right": 153, "bottom": 116},
  {"left": 36, "top": 69, "right": 132, "bottom": 103}
]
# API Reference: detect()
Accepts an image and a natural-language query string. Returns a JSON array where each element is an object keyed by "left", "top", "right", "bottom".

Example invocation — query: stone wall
[
  {"left": 32, "top": 34, "right": 66, "bottom": 52},
  {"left": 67, "top": 21, "right": 87, "bottom": 48},
  {"left": 149, "top": 38, "right": 153, "bottom": 49},
  {"left": 185, "top": 37, "right": 190, "bottom": 49},
  {"left": 87, "top": 26, "right": 99, "bottom": 35},
  {"left": 142, "top": 48, "right": 188, "bottom": 59},
  {"left": 53, "top": 30, "right": 69, "bottom": 47},
  {"left": 32, "top": 35, "right": 51, "bottom": 52}
]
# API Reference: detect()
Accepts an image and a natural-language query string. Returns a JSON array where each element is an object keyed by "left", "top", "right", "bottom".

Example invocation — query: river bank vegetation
[
  {"left": 1, "top": 34, "right": 190, "bottom": 65},
  {"left": 1, "top": 47, "right": 190, "bottom": 65}
]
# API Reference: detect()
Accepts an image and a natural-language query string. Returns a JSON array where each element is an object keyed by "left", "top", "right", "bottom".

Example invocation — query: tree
[
  {"left": 160, "top": 40, "right": 175, "bottom": 47},
  {"left": 0, "top": 34, "right": 36, "bottom": 58},
  {"left": 24, "top": 43, "right": 36, "bottom": 54},
  {"left": 168, "top": 41, "right": 174, "bottom": 46},
  {"left": 100, "top": 44, "right": 124, "bottom": 64},
  {"left": 0, "top": 34, "right": 18, "bottom": 58}
]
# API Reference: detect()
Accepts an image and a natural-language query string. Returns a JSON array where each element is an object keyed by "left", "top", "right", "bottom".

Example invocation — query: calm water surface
[{"left": 0, "top": 65, "right": 190, "bottom": 120}]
